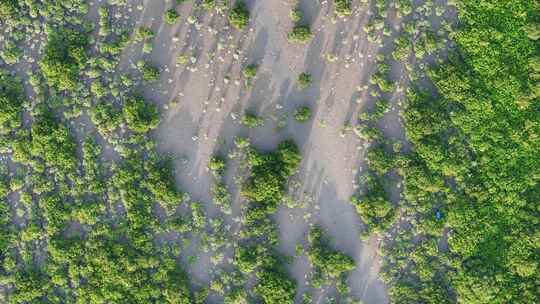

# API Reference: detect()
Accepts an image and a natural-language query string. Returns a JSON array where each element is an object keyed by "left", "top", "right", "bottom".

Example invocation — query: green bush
[
  {"left": 242, "top": 140, "right": 301, "bottom": 208},
  {"left": 335, "top": 0, "right": 352, "bottom": 17},
  {"left": 123, "top": 97, "right": 159, "bottom": 133},
  {"left": 0, "top": 70, "right": 24, "bottom": 132},
  {"left": 241, "top": 112, "right": 263, "bottom": 128},
  {"left": 288, "top": 25, "right": 313, "bottom": 44},
  {"left": 141, "top": 63, "right": 160, "bottom": 81},
  {"left": 201, "top": 0, "right": 216, "bottom": 10},
  {"left": 40, "top": 28, "right": 88, "bottom": 91},
  {"left": 164, "top": 9, "right": 179, "bottom": 24},
  {"left": 242, "top": 64, "right": 258, "bottom": 86},
  {"left": 308, "top": 226, "right": 355, "bottom": 280},
  {"left": 228, "top": 1, "right": 249, "bottom": 30},
  {"left": 254, "top": 267, "right": 296, "bottom": 304},
  {"left": 294, "top": 106, "right": 312, "bottom": 122},
  {"left": 297, "top": 72, "right": 312, "bottom": 89}
]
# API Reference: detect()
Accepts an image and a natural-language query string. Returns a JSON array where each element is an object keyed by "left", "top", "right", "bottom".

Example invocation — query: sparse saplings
[
  {"left": 229, "top": 1, "right": 249, "bottom": 30},
  {"left": 297, "top": 72, "right": 312, "bottom": 89},
  {"left": 294, "top": 106, "right": 312, "bottom": 122},
  {"left": 164, "top": 9, "right": 179, "bottom": 24}
]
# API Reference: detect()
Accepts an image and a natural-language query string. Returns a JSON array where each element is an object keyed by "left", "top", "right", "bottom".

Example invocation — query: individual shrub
[
  {"left": 351, "top": 175, "right": 395, "bottom": 235},
  {"left": 294, "top": 106, "right": 312, "bottom": 122},
  {"left": 297, "top": 72, "right": 312, "bottom": 89},
  {"left": 289, "top": 9, "right": 302, "bottom": 23},
  {"left": 241, "top": 112, "right": 263, "bottom": 128},
  {"left": 123, "top": 97, "right": 159, "bottom": 133},
  {"left": 335, "top": 0, "right": 352, "bottom": 17},
  {"left": 208, "top": 156, "right": 226, "bottom": 173},
  {"left": 201, "top": 0, "right": 216, "bottom": 10},
  {"left": 228, "top": 1, "right": 249, "bottom": 30},
  {"left": 164, "top": 9, "right": 179, "bottom": 24},
  {"left": 242, "top": 140, "right": 301, "bottom": 208},
  {"left": 308, "top": 226, "right": 355, "bottom": 280},
  {"left": 141, "top": 63, "right": 160, "bottom": 81},
  {"left": 367, "top": 146, "right": 395, "bottom": 176},
  {"left": 254, "top": 267, "right": 296, "bottom": 304},
  {"left": 242, "top": 64, "right": 258, "bottom": 86},
  {"left": 288, "top": 25, "right": 313, "bottom": 44},
  {"left": 135, "top": 27, "right": 154, "bottom": 41},
  {"left": 0, "top": 0, "right": 18, "bottom": 20}
]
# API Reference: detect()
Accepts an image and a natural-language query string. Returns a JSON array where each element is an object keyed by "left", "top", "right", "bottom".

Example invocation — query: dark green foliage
[
  {"left": 0, "top": 70, "right": 24, "bottom": 132},
  {"left": 40, "top": 28, "right": 88, "bottom": 91},
  {"left": 288, "top": 25, "right": 313, "bottom": 44},
  {"left": 228, "top": 1, "right": 249, "bottom": 30},
  {"left": 294, "top": 106, "right": 312, "bottom": 122},
  {"left": 164, "top": 9, "right": 179, "bottom": 24},
  {"left": 123, "top": 97, "right": 159, "bottom": 133},
  {"left": 297, "top": 72, "right": 312, "bottom": 89}
]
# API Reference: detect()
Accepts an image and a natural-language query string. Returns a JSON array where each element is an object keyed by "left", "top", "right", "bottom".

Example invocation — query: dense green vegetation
[{"left": 374, "top": 1, "right": 540, "bottom": 303}]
